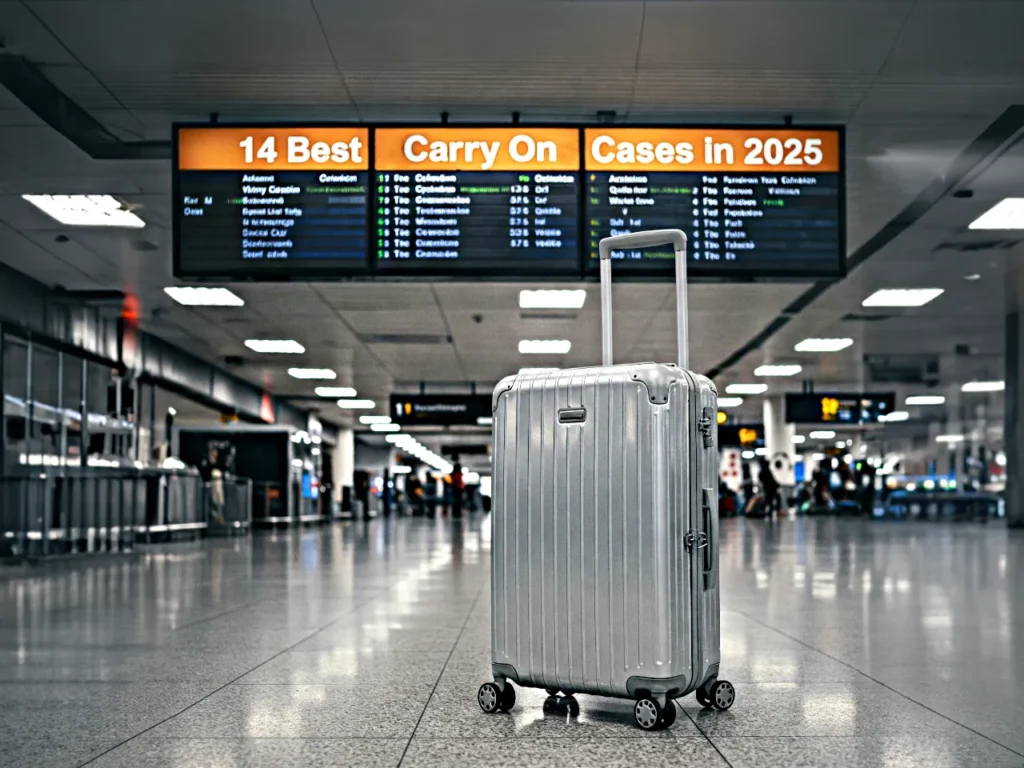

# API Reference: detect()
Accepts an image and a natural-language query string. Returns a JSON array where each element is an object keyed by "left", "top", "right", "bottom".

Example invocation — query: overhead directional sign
[
  {"left": 785, "top": 392, "right": 895, "bottom": 425},
  {"left": 389, "top": 394, "right": 492, "bottom": 427}
]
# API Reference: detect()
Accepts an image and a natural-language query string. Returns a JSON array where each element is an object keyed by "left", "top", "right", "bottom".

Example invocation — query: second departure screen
[
  {"left": 374, "top": 128, "right": 580, "bottom": 275},
  {"left": 584, "top": 128, "right": 843, "bottom": 277}
]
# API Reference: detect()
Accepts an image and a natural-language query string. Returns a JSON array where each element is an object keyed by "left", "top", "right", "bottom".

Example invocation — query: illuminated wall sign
[
  {"left": 373, "top": 127, "right": 580, "bottom": 275},
  {"left": 784, "top": 392, "right": 895, "bottom": 425},
  {"left": 583, "top": 127, "right": 844, "bottom": 278},
  {"left": 389, "top": 394, "right": 492, "bottom": 426},
  {"left": 173, "top": 125, "right": 370, "bottom": 278}
]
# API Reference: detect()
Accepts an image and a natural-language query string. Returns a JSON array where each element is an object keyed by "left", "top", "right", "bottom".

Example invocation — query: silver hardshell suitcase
[{"left": 479, "top": 229, "right": 735, "bottom": 730}]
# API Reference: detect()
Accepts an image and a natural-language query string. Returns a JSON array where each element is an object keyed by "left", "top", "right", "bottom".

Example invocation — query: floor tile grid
[
  {"left": 731, "top": 608, "right": 1024, "bottom": 761},
  {"left": 394, "top": 588, "right": 486, "bottom": 767},
  {"left": 676, "top": 703, "right": 737, "bottom": 767},
  {"left": 73, "top": 592, "right": 389, "bottom": 768}
]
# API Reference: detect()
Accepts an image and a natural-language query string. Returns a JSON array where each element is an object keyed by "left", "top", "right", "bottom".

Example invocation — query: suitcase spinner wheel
[
  {"left": 478, "top": 681, "right": 516, "bottom": 714},
  {"left": 633, "top": 697, "right": 677, "bottom": 731},
  {"left": 696, "top": 679, "right": 736, "bottom": 711}
]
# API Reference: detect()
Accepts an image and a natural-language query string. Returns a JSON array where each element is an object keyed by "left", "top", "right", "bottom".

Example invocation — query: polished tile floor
[{"left": 1, "top": 516, "right": 1022, "bottom": 767}]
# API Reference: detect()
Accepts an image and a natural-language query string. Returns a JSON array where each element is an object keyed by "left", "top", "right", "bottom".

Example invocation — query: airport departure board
[
  {"left": 785, "top": 392, "right": 896, "bottom": 425},
  {"left": 174, "top": 126, "right": 370, "bottom": 277},
  {"left": 584, "top": 128, "right": 844, "bottom": 278},
  {"left": 374, "top": 128, "right": 580, "bottom": 275}
]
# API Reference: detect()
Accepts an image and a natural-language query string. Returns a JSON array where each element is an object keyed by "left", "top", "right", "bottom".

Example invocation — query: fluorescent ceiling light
[
  {"left": 385, "top": 434, "right": 407, "bottom": 444},
  {"left": 754, "top": 447, "right": 767, "bottom": 456},
  {"left": 792, "top": 435, "right": 806, "bottom": 444},
  {"left": 878, "top": 411, "right": 910, "bottom": 422},
  {"left": 809, "top": 430, "right": 836, "bottom": 439},
  {"left": 244, "top": 339, "right": 305, "bottom": 354},
  {"left": 754, "top": 364, "right": 802, "bottom": 377},
  {"left": 164, "top": 287, "right": 244, "bottom": 307},
  {"left": 969, "top": 198, "right": 1024, "bottom": 230},
  {"left": 519, "top": 289, "right": 586, "bottom": 309},
  {"left": 23, "top": 194, "right": 145, "bottom": 228},
  {"left": 519, "top": 339, "right": 571, "bottom": 354},
  {"left": 519, "top": 368, "right": 559, "bottom": 375},
  {"left": 288, "top": 368, "right": 336, "bottom": 380},
  {"left": 314, "top": 386, "right": 356, "bottom": 398},
  {"left": 862, "top": 289, "right": 944, "bottom": 308},
  {"left": 370, "top": 423, "right": 400, "bottom": 432},
  {"left": 795, "top": 338, "right": 854, "bottom": 353},
  {"left": 835, "top": 441, "right": 847, "bottom": 449},
  {"left": 936, "top": 434, "right": 965, "bottom": 443},
  {"left": 338, "top": 399, "right": 375, "bottom": 409},
  {"left": 725, "top": 383, "right": 768, "bottom": 395},
  {"left": 359, "top": 415, "right": 391, "bottom": 425},
  {"left": 961, "top": 380, "right": 1004, "bottom": 392},
  {"left": 717, "top": 396, "right": 744, "bottom": 408},
  {"left": 906, "top": 395, "right": 945, "bottom": 406},
  {"left": 741, "top": 450, "right": 755, "bottom": 460},
  {"left": 477, "top": 416, "right": 493, "bottom": 426},
  {"left": 390, "top": 465, "right": 412, "bottom": 474},
  {"left": 810, "top": 452, "right": 826, "bottom": 461}
]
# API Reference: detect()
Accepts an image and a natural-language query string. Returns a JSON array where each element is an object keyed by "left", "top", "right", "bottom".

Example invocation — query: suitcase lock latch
[
  {"left": 698, "top": 417, "right": 713, "bottom": 448},
  {"left": 685, "top": 530, "right": 708, "bottom": 552}
]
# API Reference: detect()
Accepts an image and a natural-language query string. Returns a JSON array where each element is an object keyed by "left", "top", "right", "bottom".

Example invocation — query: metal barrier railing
[
  {"left": 1, "top": 472, "right": 146, "bottom": 558},
  {"left": 0, "top": 468, "right": 255, "bottom": 560},
  {"left": 883, "top": 491, "right": 1004, "bottom": 521}
]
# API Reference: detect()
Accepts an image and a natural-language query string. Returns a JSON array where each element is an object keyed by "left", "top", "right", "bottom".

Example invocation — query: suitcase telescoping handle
[{"left": 597, "top": 229, "right": 689, "bottom": 369}]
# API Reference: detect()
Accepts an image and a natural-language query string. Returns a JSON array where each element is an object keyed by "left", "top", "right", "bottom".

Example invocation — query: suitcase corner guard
[
  {"left": 625, "top": 673, "right": 691, "bottom": 700},
  {"left": 491, "top": 662, "right": 521, "bottom": 685},
  {"left": 629, "top": 363, "right": 686, "bottom": 404}
]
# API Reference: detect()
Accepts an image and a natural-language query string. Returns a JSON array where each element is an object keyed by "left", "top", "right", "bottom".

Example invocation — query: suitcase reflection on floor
[{"left": 479, "top": 230, "right": 735, "bottom": 730}]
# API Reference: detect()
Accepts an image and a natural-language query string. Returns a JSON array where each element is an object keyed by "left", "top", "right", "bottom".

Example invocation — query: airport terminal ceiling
[{"left": 0, "top": 0, "right": 1018, "bottom": 442}]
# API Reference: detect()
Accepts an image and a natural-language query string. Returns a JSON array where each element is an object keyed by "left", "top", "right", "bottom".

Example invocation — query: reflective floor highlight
[{"left": 1, "top": 516, "right": 1022, "bottom": 767}]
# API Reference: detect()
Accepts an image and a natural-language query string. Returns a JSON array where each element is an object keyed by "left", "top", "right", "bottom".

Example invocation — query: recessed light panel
[
  {"left": 795, "top": 338, "right": 854, "bottom": 353},
  {"left": 164, "top": 287, "right": 244, "bottom": 307},
  {"left": 314, "top": 387, "right": 357, "bottom": 398},
  {"left": 23, "top": 194, "right": 145, "bottom": 228},
  {"left": 862, "top": 289, "right": 944, "bottom": 308},
  {"left": 906, "top": 395, "right": 945, "bottom": 405},
  {"left": 961, "top": 381, "right": 1004, "bottom": 393},
  {"left": 287, "top": 368, "right": 336, "bottom": 380},
  {"left": 244, "top": 339, "right": 305, "bottom": 354},
  {"left": 969, "top": 198, "right": 1024, "bottom": 230},
  {"left": 754, "top": 364, "right": 802, "bottom": 377},
  {"left": 338, "top": 399, "right": 375, "bottom": 409},
  {"left": 717, "top": 397, "right": 744, "bottom": 408},
  {"left": 519, "top": 340, "right": 571, "bottom": 354},
  {"left": 519, "top": 289, "right": 586, "bottom": 309},
  {"left": 725, "top": 383, "right": 768, "bottom": 395}
]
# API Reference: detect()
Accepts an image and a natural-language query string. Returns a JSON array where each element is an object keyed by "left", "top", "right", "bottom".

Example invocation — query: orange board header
[
  {"left": 177, "top": 127, "right": 370, "bottom": 171},
  {"left": 583, "top": 128, "right": 841, "bottom": 173},
  {"left": 375, "top": 127, "right": 579, "bottom": 172}
]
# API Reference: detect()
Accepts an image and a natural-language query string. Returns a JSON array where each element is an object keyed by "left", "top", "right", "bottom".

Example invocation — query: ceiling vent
[
  {"left": 519, "top": 310, "right": 580, "bottom": 321},
  {"left": 934, "top": 238, "right": 1023, "bottom": 253},
  {"left": 864, "top": 354, "right": 940, "bottom": 385},
  {"left": 359, "top": 333, "right": 451, "bottom": 345},
  {"left": 842, "top": 312, "right": 899, "bottom": 323}
]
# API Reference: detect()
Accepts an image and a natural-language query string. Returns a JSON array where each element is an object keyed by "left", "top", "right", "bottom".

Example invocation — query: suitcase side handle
[
  {"left": 597, "top": 229, "right": 689, "bottom": 369},
  {"left": 702, "top": 487, "right": 718, "bottom": 589}
]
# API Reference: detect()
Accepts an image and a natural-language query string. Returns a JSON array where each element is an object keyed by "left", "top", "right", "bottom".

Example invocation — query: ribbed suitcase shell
[{"left": 490, "top": 362, "right": 720, "bottom": 699}]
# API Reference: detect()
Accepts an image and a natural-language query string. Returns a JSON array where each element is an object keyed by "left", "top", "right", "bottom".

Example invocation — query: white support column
[
  {"left": 334, "top": 427, "right": 355, "bottom": 503},
  {"left": 763, "top": 395, "right": 796, "bottom": 486}
]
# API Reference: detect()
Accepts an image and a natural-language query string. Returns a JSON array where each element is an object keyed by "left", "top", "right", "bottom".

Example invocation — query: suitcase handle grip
[
  {"left": 702, "top": 488, "right": 718, "bottom": 589},
  {"left": 597, "top": 229, "right": 689, "bottom": 369}
]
